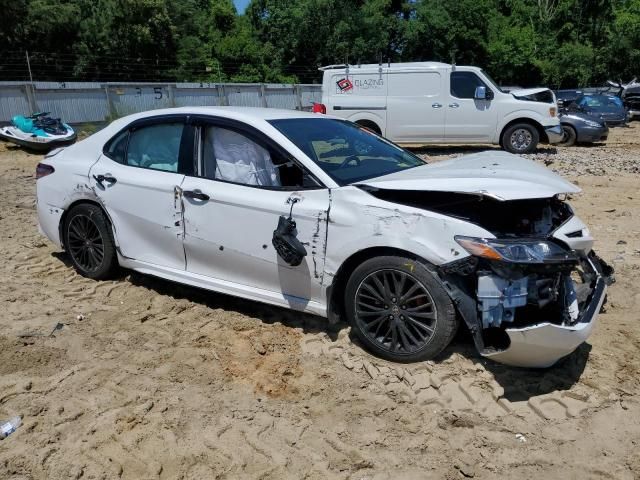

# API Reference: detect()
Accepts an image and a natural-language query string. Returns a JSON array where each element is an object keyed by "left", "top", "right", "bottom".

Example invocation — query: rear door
[
  {"left": 385, "top": 70, "right": 445, "bottom": 142},
  {"left": 327, "top": 70, "right": 387, "bottom": 128},
  {"left": 444, "top": 71, "right": 498, "bottom": 141},
  {"left": 89, "top": 116, "right": 191, "bottom": 270}
]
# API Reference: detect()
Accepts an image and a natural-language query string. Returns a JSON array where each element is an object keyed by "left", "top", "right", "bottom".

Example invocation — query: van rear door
[
  {"left": 385, "top": 70, "right": 445, "bottom": 142},
  {"left": 326, "top": 70, "right": 387, "bottom": 130}
]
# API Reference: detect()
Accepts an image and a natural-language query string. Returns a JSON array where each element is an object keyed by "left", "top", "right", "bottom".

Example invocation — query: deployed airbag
[{"left": 204, "top": 127, "right": 280, "bottom": 187}]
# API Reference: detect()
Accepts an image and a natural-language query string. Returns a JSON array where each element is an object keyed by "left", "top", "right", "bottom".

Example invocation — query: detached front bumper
[
  {"left": 481, "top": 255, "right": 610, "bottom": 368},
  {"left": 544, "top": 124, "right": 564, "bottom": 144}
]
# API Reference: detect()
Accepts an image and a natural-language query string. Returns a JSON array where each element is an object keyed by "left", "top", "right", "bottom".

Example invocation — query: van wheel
[
  {"left": 355, "top": 120, "right": 381, "bottom": 135},
  {"left": 502, "top": 123, "right": 539, "bottom": 154},
  {"left": 63, "top": 203, "right": 118, "bottom": 280},
  {"left": 558, "top": 125, "right": 577, "bottom": 147},
  {"left": 344, "top": 256, "right": 458, "bottom": 363}
]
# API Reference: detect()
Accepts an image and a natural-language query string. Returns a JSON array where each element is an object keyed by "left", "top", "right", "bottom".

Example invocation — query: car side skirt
[{"left": 119, "top": 257, "right": 328, "bottom": 318}]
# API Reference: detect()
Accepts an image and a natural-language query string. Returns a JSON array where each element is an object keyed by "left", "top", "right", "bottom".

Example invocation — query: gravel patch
[{"left": 413, "top": 123, "right": 640, "bottom": 177}]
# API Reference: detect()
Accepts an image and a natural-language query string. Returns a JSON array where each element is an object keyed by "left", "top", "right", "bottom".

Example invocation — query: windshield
[
  {"left": 269, "top": 118, "right": 426, "bottom": 185},
  {"left": 480, "top": 69, "right": 503, "bottom": 92},
  {"left": 578, "top": 95, "right": 624, "bottom": 111}
]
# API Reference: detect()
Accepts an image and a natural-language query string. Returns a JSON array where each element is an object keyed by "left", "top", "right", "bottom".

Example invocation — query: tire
[
  {"left": 344, "top": 255, "right": 458, "bottom": 363},
  {"left": 63, "top": 203, "right": 118, "bottom": 279},
  {"left": 557, "top": 125, "right": 577, "bottom": 147},
  {"left": 355, "top": 120, "right": 382, "bottom": 135},
  {"left": 501, "top": 123, "right": 540, "bottom": 154}
]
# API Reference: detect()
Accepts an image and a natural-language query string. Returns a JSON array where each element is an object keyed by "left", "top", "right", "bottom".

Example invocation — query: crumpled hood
[
  {"left": 510, "top": 87, "right": 550, "bottom": 97},
  {"left": 357, "top": 151, "right": 581, "bottom": 201}
]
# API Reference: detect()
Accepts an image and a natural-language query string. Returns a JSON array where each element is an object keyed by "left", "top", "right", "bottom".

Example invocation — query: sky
[{"left": 233, "top": 0, "right": 250, "bottom": 14}]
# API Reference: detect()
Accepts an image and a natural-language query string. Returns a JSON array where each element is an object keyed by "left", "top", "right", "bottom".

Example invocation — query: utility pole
[
  {"left": 25, "top": 50, "right": 34, "bottom": 85},
  {"left": 25, "top": 50, "right": 37, "bottom": 112}
]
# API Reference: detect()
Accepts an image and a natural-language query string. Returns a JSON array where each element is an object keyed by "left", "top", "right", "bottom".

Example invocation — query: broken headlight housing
[{"left": 454, "top": 236, "right": 577, "bottom": 264}]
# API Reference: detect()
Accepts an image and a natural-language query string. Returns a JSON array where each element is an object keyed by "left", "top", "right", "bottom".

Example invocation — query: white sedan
[{"left": 36, "top": 107, "right": 612, "bottom": 367}]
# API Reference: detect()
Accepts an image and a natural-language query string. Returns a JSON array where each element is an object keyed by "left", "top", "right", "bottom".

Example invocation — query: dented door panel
[
  {"left": 181, "top": 178, "right": 330, "bottom": 307},
  {"left": 88, "top": 156, "right": 186, "bottom": 269}
]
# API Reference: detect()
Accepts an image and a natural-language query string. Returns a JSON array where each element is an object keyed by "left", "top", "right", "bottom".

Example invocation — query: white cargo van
[{"left": 317, "top": 62, "right": 563, "bottom": 153}]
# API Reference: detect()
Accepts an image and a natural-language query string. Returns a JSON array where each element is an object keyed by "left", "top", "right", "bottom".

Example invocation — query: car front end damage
[
  {"left": 359, "top": 176, "right": 614, "bottom": 368},
  {"left": 435, "top": 197, "right": 614, "bottom": 368}
]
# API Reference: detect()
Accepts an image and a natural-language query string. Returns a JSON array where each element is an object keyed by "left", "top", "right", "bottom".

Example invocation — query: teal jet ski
[{"left": 0, "top": 112, "right": 76, "bottom": 151}]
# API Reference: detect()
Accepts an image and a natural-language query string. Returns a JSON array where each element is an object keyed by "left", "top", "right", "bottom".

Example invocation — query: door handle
[
  {"left": 183, "top": 189, "right": 210, "bottom": 201},
  {"left": 432, "top": 103, "right": 443, "bottom": 109},
  {"left": 93, "top": 174, "right": 117, "bottom": 186},
  {"left": 449, "top": 103, "right": 460, "bottom": 108}
]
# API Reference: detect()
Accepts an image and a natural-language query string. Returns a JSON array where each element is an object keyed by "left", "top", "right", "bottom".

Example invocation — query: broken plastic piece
[{"left": 272, "top": 216, "right": 307, "bottom": 266}]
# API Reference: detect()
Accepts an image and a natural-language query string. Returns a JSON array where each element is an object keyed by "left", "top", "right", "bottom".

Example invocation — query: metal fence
[{"left": 0, "top": 82, "right": 323, "bottom": 124}]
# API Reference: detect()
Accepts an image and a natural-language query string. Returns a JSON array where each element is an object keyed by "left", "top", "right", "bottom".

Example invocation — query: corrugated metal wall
[{"left": 0, "top": 82, "right": 322, "bottom": 123}]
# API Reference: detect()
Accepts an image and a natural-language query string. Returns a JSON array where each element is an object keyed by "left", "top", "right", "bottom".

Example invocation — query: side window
[
  {"left": 201, "top": 126, "right": 314, "bottom": 189},
  {"left": 450, "top": 72, "right": 488, "bottom": 99},
  {"left": 104, "top": 130, "right": 129, "bottom": 164},
  {"left": 126, "top": 123, "right": 184, "bottom": 173}
]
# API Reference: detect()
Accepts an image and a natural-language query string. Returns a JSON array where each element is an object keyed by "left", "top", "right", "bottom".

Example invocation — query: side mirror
[{"left": 474, "top": 86, "right": 486, "bottom": 100}]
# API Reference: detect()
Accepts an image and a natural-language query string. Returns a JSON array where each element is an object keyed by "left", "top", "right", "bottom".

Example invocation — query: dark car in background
[
  {"left": 555, "top": 89, "right": 584, "bottom": 109},
  {"left": 565, "top": 94, "right": 628, "bottom": 126},
  {"left": 557, "top": 111, "right": 608, "bottom": 146}
]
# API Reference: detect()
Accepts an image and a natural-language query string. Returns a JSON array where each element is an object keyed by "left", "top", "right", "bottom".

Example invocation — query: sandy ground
[{"left": 0, "top": 124, "right": 639, "bottom": 479}]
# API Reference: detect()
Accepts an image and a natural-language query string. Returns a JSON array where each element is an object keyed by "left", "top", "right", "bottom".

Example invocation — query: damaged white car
[{"left": 36, "top": 107, "right": 613, "bottom": 367}]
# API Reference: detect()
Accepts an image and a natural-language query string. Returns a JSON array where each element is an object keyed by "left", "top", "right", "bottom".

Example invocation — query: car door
[
  {"left": 445, "top": 71, "right": 498, "bottom": 141},
  {"left": 89, "top": 116, "right": 191, "bottom": 270},
  {"left": 180, "top": 119, "right": 330, "bottom": 308},
  {"left": 385, "top": 70, "right": 446, "bottom": 142}
]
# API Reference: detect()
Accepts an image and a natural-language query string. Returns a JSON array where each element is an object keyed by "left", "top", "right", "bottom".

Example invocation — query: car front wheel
[
  {"left": 558, "top": 125, "right": 577, "bottom": 147},
  {"left": 502, "top": 123, "right": 540, "bottom": 154},
  {"left": 63, "top": 203, "right": 118, "bottom": 279},
  {"left": 344, "top": 256, "right": 458, "bottom": 363}
]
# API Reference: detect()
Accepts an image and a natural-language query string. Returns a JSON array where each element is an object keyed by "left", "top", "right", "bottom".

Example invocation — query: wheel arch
[
  {"left": 344, "top": 111, "right": 385, "bottom": 134},
  {"left": 499, "top": 117, "right": 547, "bottom": 146},
  {"left": 58, "top": 199, "right": 116, "bottom": 250},
  {"left": 354, "top": 119, "right": 382, "bottom": 135}
]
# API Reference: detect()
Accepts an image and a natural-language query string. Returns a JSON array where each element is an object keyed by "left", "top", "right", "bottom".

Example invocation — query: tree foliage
[{"left": 0, "top": 0, "right": 639, "bottom": 87}]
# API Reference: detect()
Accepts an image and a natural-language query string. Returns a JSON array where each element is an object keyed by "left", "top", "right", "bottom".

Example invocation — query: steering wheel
[{"left": 338, "top": 155, "right": 361, "bottom": 169}]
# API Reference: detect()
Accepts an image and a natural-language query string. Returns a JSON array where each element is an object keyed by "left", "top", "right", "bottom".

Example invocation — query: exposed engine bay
[{"left": 359, "top": 188, "right": 573, "bottom": 237}]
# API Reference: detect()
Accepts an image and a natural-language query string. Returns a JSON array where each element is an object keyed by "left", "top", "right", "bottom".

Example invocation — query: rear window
[
  {"left": 269, "top": 118, "right": 425, "bottom": 185},
  {"left": 104, "top": 130, "right": 129, "bottom": 163}
]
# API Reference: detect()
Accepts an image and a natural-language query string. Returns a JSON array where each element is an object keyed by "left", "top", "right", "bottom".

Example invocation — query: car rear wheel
[
  {"left": 63, "top": 203, "right": 118, "bottom": 279},
  {"left": 344, "top": 256, "right": 458, "bottom": 363},
  {"left": 558, "top": 125, "right": 577, "bottom": 147},
  {"left": 355, "top": 120, "right": 382, "bottom": 135},
  {"left": 502, "top": 123, "right": 539, "bottom": 154}
]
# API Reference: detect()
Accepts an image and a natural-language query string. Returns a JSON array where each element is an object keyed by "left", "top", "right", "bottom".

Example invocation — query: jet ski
[{"left": 0, "top": 112, "right": 76, "bottom": 151}]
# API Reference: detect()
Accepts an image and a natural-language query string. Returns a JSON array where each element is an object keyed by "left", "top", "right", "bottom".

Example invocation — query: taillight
[
  {"left": 36, "top": 163, "right": 55, "bottom": 179},
  {"left": 549, "top": 107, "right": 557, "bottom": 117},
  {"left": 312, "top": 102, "right": 327, "bottom": 114}
]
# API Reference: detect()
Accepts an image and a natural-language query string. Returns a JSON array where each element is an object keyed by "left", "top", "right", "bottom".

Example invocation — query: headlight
[
  {"left": 454, "top": 236, "right": 578, "bottom": 264},
  {"left": 583, "top": 119, "right": 603, "bottom": 128}
]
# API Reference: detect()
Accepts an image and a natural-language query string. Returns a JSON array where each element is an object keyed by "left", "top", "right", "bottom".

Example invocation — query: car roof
[
  {"left": 114, "top": 106, "right": 322, "bottom": 125},
  {"left": 320, "top": 61, "right": 454, "bottom": 72}
]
